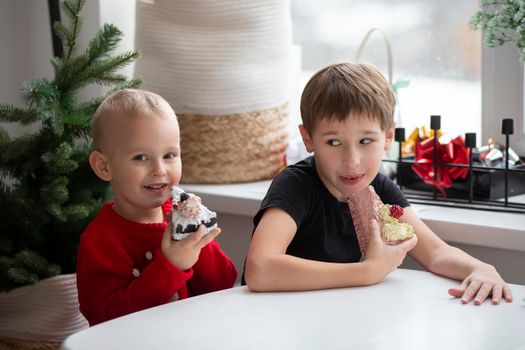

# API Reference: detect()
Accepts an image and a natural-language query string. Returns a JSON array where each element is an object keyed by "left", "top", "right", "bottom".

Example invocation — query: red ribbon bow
[{"left": 411, "top": 135, "right": 470, "bottom": 196}]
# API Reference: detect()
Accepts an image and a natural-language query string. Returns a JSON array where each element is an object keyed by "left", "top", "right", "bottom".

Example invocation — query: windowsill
[{"left": 183, "top": 181, "right": 525, "bottom": 253}]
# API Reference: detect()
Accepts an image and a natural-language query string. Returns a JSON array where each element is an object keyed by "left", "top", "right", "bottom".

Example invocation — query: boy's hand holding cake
[
  {"left": 348, "top": 186, "right": 415, "bottom": 255},
  {"left": 162, "top": 186, "right": 222, "bottom": 271},
  {"left": 171, "top": 186, "right": 218, "bottom": 241}
]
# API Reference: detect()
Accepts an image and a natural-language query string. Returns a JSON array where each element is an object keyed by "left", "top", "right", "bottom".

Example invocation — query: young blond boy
[
  {"left": 244, "top": 63, "right": 512, "bottom": 305},
  {"left": 77, "top": 89, "right": 237, "bottom": 325}
]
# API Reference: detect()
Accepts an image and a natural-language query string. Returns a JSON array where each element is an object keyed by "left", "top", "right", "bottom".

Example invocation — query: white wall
[
  {"left": 0, "top": 0, "right": 135, "bottom": 116},
  {"left": 0, "top": 0, "right": 54, "bottom": 137}
]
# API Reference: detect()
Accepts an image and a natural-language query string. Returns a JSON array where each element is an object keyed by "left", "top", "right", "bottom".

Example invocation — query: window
[{"left": 289, "top": 0, "right": 525, "bottom": 156}]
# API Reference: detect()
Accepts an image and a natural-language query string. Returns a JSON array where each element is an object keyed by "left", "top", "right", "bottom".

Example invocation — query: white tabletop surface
[{"left": 61, "top": 269, "right": 525, "bottom": 350}]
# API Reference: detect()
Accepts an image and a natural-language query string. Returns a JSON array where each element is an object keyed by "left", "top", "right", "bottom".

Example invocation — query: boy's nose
[
  {"left": 151, "top": 161, "right": 167, "bottom": 177},
  {"left": 343, "top": 148, "right": 360, "bottom": 168}
]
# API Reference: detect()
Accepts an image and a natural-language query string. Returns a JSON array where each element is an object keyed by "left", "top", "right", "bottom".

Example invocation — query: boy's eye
[
  {"left": 133, "top": 154, "right": 148, "bottom": 161},
  {"left": 164, "top": 152, "right": 178, "bottom": 160},
  {"left": 360, "top": 138, "right": 373, "bottom": 145},
  {"left": 327, "top": 139, "right": 341, "bottom": 146}
]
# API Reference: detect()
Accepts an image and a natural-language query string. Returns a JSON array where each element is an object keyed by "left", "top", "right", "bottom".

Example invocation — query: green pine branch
[
  {"left": 40, "top": 108, "right": 65, "bottom": 137},
  {"left": 41, "top": 143, "right": 79, "bottom": 174},
  {"left": 67, "top": 51, "right": 140, "bottom": 91},
  {"left": 56, "top": 23, "right": 139, "bottom": 92},
  {"left": 107, "top": 77, "right": 143, "bottom": 93},
  {"left": 0, "top": 125, "right": 10, "bottom": 146},
  {"left": 61, "top": 111, "right": 92, "bottom": 139},
  {"left": 61, "top": 0, "right": 85, "bottom": 60},
  {"left": 76, "top": 77, "right": 142, "bottom": 116},
  {"left": 1, "top": 133, "right": 37, "bottom": 165},
  {"left": 86, "top": 23, "right": 122, "bottom": 59},
  {"left": 0, "top": 251, "right": 60, "bottom": 290},
  {"left": 0, "top": 105, "right": 39, "bottom": 125},
  {"left": 0, "top": 168, "right": 16, "bottom": 199},
  {"left": 21, "top": 79, "right": 59, "bottom": 108},
  {"left": 471, "top": 0, "right": 525, "bottom": 61}
]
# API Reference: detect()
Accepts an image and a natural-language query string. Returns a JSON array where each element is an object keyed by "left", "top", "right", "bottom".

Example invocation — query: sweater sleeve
[
  {"left": 187, "top": 240, "right": 237, "bottom": 296},
  {"left": 77, "top": 235, "right": 192, "bottom": 326}
]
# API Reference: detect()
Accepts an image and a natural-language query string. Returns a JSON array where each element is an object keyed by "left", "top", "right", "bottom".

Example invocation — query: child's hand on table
[{"left": 448, "top": 265, "right": 513, "bottom": 305}]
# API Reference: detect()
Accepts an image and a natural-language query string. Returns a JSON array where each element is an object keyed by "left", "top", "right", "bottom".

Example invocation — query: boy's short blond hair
[
  {"left": 91, "top": 89, "right": 176, "bottom": 150},
  {"left": 300, "top": 62, "right": 395, "bottom": 134}
]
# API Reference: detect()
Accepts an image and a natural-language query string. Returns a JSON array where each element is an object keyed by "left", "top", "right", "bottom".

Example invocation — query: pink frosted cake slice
[
  {"left": 171, "top": 186, "right": 217, "bottom": 241},
  {"left": 348, "top": 186, "right": 414, "bottom": 255}
]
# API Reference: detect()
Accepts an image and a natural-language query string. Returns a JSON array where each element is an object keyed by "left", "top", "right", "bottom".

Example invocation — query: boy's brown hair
[
  {"left": 91, "top": 89, "right": 176, "bottom": 151},
  {"left": 300, "top": 62, "right": 395, "bottom": 134}
]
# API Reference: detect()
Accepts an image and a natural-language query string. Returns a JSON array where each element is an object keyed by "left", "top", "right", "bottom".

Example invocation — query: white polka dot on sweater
[
  {"left": 145, "top": 251, "right": 153, "bottom": 260},
  {"left": 132, "top": 268, "right": 140, "bottom": 278}
]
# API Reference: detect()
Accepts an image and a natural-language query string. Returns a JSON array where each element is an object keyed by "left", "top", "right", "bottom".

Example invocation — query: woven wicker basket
[
  {"left": 0, "top": 337, "right": 59, "bottom": 350},
  {"left": 0, "top": 274, "right": 88, "bottom": 350},
  {"left": 179, "top": 103, "right": 289, "bottom": 183}
]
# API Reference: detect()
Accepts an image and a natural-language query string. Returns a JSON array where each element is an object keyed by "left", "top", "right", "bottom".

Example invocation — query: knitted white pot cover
[
  {"left": 0, "top": 274, "right": 88, "bottom": 342},
  {"left": 134, "top": 0, "right": 291, "bottom": 183},
  {"left": 134, "top": 0, "right": 291, "bottom": 115}
]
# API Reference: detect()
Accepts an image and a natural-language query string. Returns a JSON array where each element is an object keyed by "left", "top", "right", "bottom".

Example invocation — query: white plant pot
[{"left": 0, "top": 273, "right": 88, "bottom": 343}]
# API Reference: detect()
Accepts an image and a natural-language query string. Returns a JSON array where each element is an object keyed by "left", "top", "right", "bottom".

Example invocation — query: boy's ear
[
  {"left": 384, "top": 122, "right": 396, "bottom": 151},
  {"left": 88, "top": 150, "right": 112, "bottom": 182},
  {"left": 299, "top": 125, "right": 315, "bottom": 153}
]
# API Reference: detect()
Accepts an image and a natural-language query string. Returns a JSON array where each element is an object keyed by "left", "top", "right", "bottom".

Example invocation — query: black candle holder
[{"left": 384, "top": 116, "right": 525, "bottom": 214}]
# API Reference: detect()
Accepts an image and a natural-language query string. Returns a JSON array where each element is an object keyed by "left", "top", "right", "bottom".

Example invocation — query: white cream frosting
[{"left": 171, "top": 186, "right": 217, "bottom": 240}]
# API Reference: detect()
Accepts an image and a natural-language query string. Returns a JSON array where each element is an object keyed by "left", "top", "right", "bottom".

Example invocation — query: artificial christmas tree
[
  {"left": 1, "top": 0, "right": 140, "bottom": 346},
  {"left": 0, "top": 0, "right": 140, "bottom": 292}
]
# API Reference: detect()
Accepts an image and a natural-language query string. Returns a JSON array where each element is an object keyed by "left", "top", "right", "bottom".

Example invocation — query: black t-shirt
[{"left": 253, "top": 156, "right": 410, "bottom": 263}]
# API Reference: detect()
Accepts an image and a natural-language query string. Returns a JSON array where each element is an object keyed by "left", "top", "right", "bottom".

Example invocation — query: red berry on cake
[
  {"left": 348, "top": 186, "right": 414, "bottom": 255},
  {"left": 389, "top": 205, "right": 404, "bottom": 219}
]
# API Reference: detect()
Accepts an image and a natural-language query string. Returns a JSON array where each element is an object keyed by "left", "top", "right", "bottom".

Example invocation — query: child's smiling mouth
[{"left": 144, "top": 183, "right": 169, "bottom": 192}]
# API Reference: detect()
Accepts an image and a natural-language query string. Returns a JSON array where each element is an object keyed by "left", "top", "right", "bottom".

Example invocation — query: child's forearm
[
  {"left": 402, "top": 208, "right": 495, "bottom": 282},
  {"left": 424, "top": 244, "right": 490, "bottom": 281},
  {"left": 245, "top": 254, "right": 386, "bottom": 292}
]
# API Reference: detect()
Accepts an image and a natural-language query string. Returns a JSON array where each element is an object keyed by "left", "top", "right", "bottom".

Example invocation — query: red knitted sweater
[{"left": 76, "top": 200, "right": 237, "bottom": 325}]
